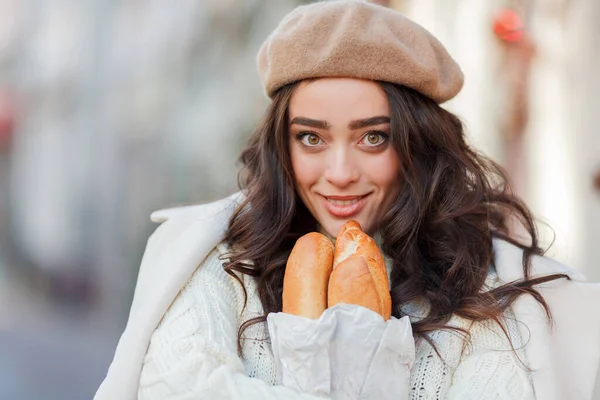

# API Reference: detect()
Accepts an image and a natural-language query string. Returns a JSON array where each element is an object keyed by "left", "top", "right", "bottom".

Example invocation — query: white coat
[{"left": 95, "top": 192, "right": 600, "bottom": 400}]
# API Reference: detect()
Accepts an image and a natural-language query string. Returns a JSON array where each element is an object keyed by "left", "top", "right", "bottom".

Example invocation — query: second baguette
[
  {"left": 327, "top": 255, "right": 381, "bottom": 316},
  {"left": 329, "top": 220, "right": 392, "bottom": 320}
]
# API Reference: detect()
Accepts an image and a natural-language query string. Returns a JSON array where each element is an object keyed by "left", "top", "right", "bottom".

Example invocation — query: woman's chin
[{"left": 317, "top": 222, "right": 340, "bottom": 241}]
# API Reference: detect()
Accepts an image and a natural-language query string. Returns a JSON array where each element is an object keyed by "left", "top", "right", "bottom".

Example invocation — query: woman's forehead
[{"left": 288, "top": 78, "right": 390, "bottom": 123}]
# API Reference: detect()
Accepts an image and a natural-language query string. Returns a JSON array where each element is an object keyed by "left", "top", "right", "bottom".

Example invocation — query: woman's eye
[
  {"left": 299, "top": 133, "right": 323, "bottom": 146},
  {"left": 361, "top": 132, "right": 388, "bottom": 146}
]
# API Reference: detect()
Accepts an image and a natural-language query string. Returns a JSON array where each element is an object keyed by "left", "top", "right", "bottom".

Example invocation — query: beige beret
[{"left": 257, "top": 0, "right": 464, "bottom": 103}]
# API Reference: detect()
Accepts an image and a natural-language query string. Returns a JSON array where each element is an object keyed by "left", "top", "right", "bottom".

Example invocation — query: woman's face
[{"left": 288, "top": 78, "right": 401, "bottom": 238}]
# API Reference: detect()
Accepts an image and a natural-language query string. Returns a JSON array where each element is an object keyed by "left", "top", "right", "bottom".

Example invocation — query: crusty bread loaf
[
  {"left": 328, "top": 220, "right": 391, "bottom": 320},
  {"left": 327, "top": 255, "right": 381, "bottom": 316},
  {"left": 282, "top": 232, "right": 334, "bottom": 319},
  {"left": 333, "top": 220, "right": 385, "bottom": 269}
]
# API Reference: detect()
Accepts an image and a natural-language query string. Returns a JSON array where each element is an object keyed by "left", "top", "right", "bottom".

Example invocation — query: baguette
[
  {"left": 327, "top": 255, "right": 381, "bottom": 315},
  {"left": 282, "top": 232, "right": 334, "bottom": 319},
  {"left": 328, "top": 220, "right": 392, "bottom": 320}
]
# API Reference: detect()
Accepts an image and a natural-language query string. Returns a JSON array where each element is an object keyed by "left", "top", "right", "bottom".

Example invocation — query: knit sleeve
[
  {"left": 445, "top": 311, "right": 536, "bottom": 400},
  {"left": 137, "top": 248, "right": 327, "bottom": 400}
]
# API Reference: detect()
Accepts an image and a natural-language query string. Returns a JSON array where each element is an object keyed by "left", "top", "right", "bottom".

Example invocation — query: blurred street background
[{"left": 0, "top": 0, "right": 599, "bottom": 399}]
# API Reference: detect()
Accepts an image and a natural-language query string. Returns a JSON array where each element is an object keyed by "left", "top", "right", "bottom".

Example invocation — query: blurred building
[{"left": 0, "top": 0, "right": 307, "bottom": 326}]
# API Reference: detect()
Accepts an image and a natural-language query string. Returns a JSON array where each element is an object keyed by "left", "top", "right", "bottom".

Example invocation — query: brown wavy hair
[{"left": 222, "top": 80, "right": 569, "bottom": 356}]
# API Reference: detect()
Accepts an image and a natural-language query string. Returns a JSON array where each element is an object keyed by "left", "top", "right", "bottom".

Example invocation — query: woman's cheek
[
  {"left": 293, "top": 154, "right": 322, "bottom": 188},
  {"left": 366, "top": 152, "right": 399, "bottom": 185}
]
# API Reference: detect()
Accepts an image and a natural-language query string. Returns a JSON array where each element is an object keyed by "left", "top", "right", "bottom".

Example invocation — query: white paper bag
[{"left": 267, "top": 304, "right": 414, "bottom": 400}]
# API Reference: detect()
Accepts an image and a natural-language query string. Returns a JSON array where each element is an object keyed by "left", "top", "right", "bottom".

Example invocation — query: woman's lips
[{"left": 321, "top": 194, "right": 370, "bottom": 218}]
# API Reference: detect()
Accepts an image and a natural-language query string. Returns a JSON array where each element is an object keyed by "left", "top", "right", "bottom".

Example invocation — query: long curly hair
[{"left": 223, "top": 80, "right": 569, "bottom": 355}]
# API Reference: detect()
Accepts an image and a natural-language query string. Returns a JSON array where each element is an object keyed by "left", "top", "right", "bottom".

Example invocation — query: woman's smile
[{"left": 321, "top": 193, "right": 371, "bottom": 218}]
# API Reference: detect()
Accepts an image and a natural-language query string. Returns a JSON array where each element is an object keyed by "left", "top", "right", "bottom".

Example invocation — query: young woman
[{"left": 95, "top": 1, "right": 600, "bottom": 399}]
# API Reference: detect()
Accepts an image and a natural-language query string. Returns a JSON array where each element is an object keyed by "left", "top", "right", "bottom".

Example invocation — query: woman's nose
[{"left": 323, "top": 149, "right": 359, "bottom": 188}]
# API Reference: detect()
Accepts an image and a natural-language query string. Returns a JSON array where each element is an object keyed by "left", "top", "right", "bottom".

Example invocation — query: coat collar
[{"left": 95, "top": 193, "right": 244, "bottom": 400}]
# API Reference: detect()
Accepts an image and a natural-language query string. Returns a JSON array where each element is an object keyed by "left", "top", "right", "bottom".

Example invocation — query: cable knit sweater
[{"left": 138, "top": 243, "right": 535, "bottom": 400}]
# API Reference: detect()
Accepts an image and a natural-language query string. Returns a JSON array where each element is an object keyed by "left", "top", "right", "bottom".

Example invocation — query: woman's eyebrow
[
  {"left": 290, "top": 115, "right": 390, "bottom": 130},
  {"left": 348, "top": 116, "right": 390, "bottom": 130},
  {"left": 290, "top": 117, "right": 330, "bottom": 129}
]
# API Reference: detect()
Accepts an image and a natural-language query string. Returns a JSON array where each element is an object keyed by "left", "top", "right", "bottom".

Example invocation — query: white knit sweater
[{"left": 138, "top": 243, "right": 535, "bottom": 400}]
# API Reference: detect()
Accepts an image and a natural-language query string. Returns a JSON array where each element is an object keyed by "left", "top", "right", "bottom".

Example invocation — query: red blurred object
[
  {"left": 493, "top": 8, "right": 524, "bottom": 43},
  {"left": 0, "top": 92, "right": 15, "bottom": 150}
]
